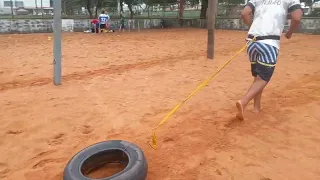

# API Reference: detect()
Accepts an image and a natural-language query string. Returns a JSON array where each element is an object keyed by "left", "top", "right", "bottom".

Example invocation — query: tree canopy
[{"left": 62, "top": 0, "right": 246, "bottom": 19}]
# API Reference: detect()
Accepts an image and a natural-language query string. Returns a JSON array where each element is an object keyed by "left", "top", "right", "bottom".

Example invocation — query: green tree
[
  {"left": 300, "top": 0, "right": 313, "bottom": 15},
  {"left": 60, "top": 0, "right": 118, "bottom": 18},
  {"left": 61, "top": 0, "right": 90, "bottom": 16},
  {"left": 149, "top": 0, "right": 178, "bottom": 16},
  {"left": 200, "top": 0, "right": 207, "bottom": 19},
  {"left": 300, "top": 0, "right": 313, "bottom": 6},
  {"left": 123, "top": 0, "right": 142, "bottom": 18},
  {"left": 200, "top": 0, "right": 244, "bottom": 19},
  {"left": 188, "top": 0, "right": 200, "bottom": 7},
  {"left": 95, "top": 0, "right": 116, "bottom": 18}
]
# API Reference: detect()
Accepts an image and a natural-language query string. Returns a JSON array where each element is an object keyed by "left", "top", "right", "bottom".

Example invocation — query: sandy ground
[{"left": 0, "top": 29, "right": 319, "bottom": 180}]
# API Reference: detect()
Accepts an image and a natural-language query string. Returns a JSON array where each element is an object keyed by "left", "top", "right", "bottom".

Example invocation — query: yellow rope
[{"left": 149, "top": 38, "right": 256, "bottom": 150}]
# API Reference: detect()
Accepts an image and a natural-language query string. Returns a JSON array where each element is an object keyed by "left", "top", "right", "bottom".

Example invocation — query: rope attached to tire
[{"left": 149, "top": 37, "right": 256, "bottom": 150}]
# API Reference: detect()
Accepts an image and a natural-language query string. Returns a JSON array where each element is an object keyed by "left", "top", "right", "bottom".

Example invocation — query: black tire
[{"left": 63, "top": 140, "right": 148, "bottom": 180}]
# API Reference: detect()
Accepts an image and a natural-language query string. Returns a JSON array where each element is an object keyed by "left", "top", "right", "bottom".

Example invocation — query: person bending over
[
  {"left": 91, "top": 19, "right": 99, "bottom": 33},
  {"left": 236, "top": 0, "right": 303, "bottom": 120}
]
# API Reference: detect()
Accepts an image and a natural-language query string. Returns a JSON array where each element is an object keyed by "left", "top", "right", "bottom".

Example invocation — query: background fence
[{"left": 0, "top": 0, "right": 320, "bottom": 19}]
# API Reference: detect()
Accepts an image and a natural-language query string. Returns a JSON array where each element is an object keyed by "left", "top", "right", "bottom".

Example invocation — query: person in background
[
  {"left": 98, "top": 10, "right": 110, "bottom": 32},
  {"left": 90, "top": 19, "right": 99, "bottom": 33},
  {"left": 119, "top": 13, "right": 126, "bottom": 31}
]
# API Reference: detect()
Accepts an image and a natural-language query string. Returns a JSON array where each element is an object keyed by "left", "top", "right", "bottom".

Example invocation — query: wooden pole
[
  {"left": 179, "top": 0, "right": 185, "bottom": 19},
  {"left": 207, "top": 0, "right": 217, "bottom": 60}
]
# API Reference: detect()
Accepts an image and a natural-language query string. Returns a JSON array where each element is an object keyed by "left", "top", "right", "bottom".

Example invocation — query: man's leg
[
  {"left": 236, "top": 75, "right": 268, "bottom": 120},
  {"left": 236, "top": 41, "right": 279, "bottom": 120},
  {"left": 99, "top": 24, "right": 103, "bottom": 33},
  {"left": 246, "top": 76, "right": 263, "bottom": 113},
  {"left": 236, "top": 45, "right": 261, "bottom": 119},
  {"left": 102, "top": 24, "right": 106, "bottom": 32},
  {"left": 253, "top": 84, "right": 263, "bottom": 113}
]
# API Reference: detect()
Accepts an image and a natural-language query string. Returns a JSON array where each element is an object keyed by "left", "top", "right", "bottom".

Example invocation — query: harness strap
[{"left": 248, "top": 34, "right": 280, "bottom": 40}]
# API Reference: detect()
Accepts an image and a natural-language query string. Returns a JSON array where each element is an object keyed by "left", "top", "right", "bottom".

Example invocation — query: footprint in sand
[
  {"left": 163, "top": 137, "right": 174, "bottom": 143},
  {"left": 81, "top": 125, "right": 94, "bottom": 135},
  {"left": 0, "top": 162, "right": 10, "bottom": 178},
  {"left": 47, "top": 133, "right": 65, "bottom": 146},
  {"left": 32, "top": 158, "right": 66, "bottom": 169},
  {"left": 29, "top": 149, "right": 62, "bottom": 169},
  {"left": 215, "top": 169, "right": 223, "bottom": 175},
  {"left": 31, "top": 150, "right": 57, "bottom": 160},
  {"left": 6, "top": 130, "right": 23, "bottom": 135}
]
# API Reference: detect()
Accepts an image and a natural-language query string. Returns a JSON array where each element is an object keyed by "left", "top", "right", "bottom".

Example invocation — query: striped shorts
[{"left": 247, "top": 41, "right": 279, "bottom": 82}]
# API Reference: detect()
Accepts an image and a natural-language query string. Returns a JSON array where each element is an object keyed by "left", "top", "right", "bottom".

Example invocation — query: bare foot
[{"left": 236, "top": 101, "right": 244, "bottom": 120}]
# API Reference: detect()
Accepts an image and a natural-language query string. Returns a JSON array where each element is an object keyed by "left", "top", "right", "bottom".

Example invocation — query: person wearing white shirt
[
  {"left": 98, "top": 10, "right": 110, "bottom": 32},
  {"left": 236, "top": 0, "right": 303, "bottom": 120}
]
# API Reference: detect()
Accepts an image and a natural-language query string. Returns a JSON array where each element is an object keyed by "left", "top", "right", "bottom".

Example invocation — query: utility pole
[
  {"left": 179, "top": 0, "right": 185, "bottom": 19},
  {"left": 35, "top": 0, "right": 38, "bottom": 15},
  {"left": 10, "top": 0, "right": 14, "bottom": 19},
  {"left": 207, "top": 0, "right": 217, "bottom": 60},
  {"left": 53, "top": 0, "right": 62, "bottom": 85}
]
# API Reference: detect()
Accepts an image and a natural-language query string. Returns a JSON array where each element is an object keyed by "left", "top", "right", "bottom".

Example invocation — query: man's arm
[
  {"left": 241, "top": 0, "right": 256, "bottom": 27},
  {"left": 287, "top": 1, "right": 303, "bottom": 35},
  {"left": 106, "top": 14, "right": 110, "bottom": 22}
]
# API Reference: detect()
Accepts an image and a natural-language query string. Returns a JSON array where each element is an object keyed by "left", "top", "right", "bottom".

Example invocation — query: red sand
[{"left": 0, "top": 29, "right": 319, "bottom": 180}]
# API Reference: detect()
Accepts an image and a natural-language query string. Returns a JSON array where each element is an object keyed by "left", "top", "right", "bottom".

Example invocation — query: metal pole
[
  {"left": 207, "top": 0, "right": 216, "bottom": 60},
  {"left": 53, "top": 0, "right": 62, "bottom": 85},
  {"left": 10, "top": 0, "right": 14, "bottom": 19},
  {"left": 35, "top": 0, "right": 38, "bottom": 15},
  {"left": 41, "top": 0, "right": 44, "bottom": 19}
]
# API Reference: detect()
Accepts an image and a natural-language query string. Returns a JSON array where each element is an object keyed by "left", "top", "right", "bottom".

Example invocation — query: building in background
[
  {"left": 23, "top": 0, "right": 50, "bottom": 8},
  {"left": 0, "top": 0, "right": 53, "bottom": 16},
  {"left": 0, "top": 0, "right": 51, "bottom": 8}
]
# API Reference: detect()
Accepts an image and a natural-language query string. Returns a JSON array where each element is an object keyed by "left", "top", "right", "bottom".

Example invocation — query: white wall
[
  {"left": 23, "top": 0, "right": 50, "bottom": 8},
  {"left": 0, "top": 0, "right": 5, "bottom": 8}
]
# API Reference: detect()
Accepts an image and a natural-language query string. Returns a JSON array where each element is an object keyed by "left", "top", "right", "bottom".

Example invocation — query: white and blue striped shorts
[
  {"left": 247, "top": 41, "right": 279, "bottom": 65},
  {"left": 246, "top": 41, "right": 279, "bottom": 82}
]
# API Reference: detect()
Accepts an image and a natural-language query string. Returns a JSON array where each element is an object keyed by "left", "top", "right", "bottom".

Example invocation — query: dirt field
[{"left": 0, "top": 29, "right": 319, "bottom": 180}]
